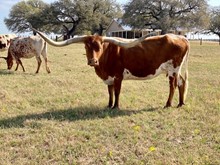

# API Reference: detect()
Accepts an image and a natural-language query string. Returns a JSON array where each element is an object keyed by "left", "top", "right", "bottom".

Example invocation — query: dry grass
[{"left": 0, "top": 41, "right": 219, "bottom": 164}]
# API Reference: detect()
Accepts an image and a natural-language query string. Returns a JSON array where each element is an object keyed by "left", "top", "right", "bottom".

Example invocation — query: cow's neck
[
  {"left": 94, "top": 64, "right": 109, "bottom": 81},
  {"left": 93, "top": 43, "right": 122, "bottom": 81}
]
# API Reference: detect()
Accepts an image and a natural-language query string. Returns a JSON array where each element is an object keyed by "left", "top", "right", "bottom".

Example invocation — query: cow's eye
[
  {"left": 93, "top": 43, "right": 101, "bottom": 52},
  {"left": 85, "top": 43, "right": 91, "bottom": 49}
]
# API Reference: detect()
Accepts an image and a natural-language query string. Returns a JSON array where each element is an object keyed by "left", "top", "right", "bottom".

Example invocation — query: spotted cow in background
[{"left": 1, "top": 35, "right": 50, "bottom": 73}]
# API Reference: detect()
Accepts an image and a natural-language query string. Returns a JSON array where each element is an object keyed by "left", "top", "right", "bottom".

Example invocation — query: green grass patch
[{"left": 0, "top": 41, "right": 219, "bottom": 164}]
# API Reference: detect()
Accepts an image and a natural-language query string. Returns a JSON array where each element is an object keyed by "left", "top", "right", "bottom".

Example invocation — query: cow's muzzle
[{"left": 88, "top": 58, "right": 99, "bottom": 66}]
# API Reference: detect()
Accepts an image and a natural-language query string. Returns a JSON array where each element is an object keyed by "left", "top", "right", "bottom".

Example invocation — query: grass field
[{"left": 0, "top": 41, "right": 219, "bottom": 164}]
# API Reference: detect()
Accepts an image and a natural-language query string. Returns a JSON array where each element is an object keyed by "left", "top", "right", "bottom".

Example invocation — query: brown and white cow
[
  {"left": 2, "top": 35, "right": 50, "bottom": 73},
  {"left": 0, "top": 34, "right": 17, "bottom": 52},
  {"left": 33, "top": 29, "right": 189, "bottom": 109}
]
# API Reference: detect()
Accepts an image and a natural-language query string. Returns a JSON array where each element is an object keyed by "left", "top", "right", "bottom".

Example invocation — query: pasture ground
[{"left": 0, "top": 41, "right": 219, "bottom": 164}]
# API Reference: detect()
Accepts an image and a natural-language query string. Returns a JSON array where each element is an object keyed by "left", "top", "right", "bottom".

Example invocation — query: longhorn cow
[{"left": 33, "top": 29, "right": 189, "bottom": 109}]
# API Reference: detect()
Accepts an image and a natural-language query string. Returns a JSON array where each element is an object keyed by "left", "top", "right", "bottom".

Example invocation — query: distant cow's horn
[{"left": 31, "top": 28, "right": 86, "bottom": 47}]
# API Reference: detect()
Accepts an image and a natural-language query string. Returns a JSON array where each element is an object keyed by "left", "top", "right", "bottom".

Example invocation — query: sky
[{"left": 0, "top": 0, "right": 220, "bottom": 35}]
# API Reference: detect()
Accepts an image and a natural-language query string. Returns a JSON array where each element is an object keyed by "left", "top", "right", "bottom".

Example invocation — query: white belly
[{"left": 102, "top": 60, "right": 180, "bottom": 84}]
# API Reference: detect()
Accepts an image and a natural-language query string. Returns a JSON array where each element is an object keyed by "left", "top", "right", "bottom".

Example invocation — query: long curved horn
[
  {"left": 31, "top": 28, "right": 86, "bottom": 47},
  {"left": 103, "top": 31, "right": 158, "bottom": 48}
]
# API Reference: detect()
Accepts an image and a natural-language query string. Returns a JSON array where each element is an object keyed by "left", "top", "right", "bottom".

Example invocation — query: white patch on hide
[
  {"left": 103, "top": 76, "right": 115, "bottom": 85},
  {"left": 123, "top": 60, "right": 180, "bottom": 80},
  {"left": 177, "top": 77, "right": 183, "bottom": 87}
]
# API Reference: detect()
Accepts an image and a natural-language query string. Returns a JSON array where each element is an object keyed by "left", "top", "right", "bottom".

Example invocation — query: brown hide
[{"left": 93, "top": 34, "right": 188, "bottom": 80}]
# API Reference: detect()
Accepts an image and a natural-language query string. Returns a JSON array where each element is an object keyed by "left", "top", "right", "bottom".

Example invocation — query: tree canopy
[
  {"left": 122, "top": 0, "right": 209, "bottom": 34},
  {"left": 4, "top": 0, "right": 217, "bottom": 37},
  {"left": 4, "top": 0, "right": 122, "bottom": 37},
  {"left": 4, "top": 0, "right": 48, "bottom": 33},
  {"left": 209, "top": 8, "right": 220, "bottom": 41}
]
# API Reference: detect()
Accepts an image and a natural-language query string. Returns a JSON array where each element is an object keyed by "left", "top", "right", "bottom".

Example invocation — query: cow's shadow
[
  {"left": 0, "top": 69, "right": 40, "bottom": 76},
  {"left": 0, "top": 69, "right": 14, "bottom": 75},
  {"left": 0, "top": 106, "right": 158, "bottom": 129}
]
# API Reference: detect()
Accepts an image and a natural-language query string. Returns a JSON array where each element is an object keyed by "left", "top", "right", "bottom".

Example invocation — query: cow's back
[
  {"left": 9, "top": 35, "right": 45, "bottom": 58},
  {"left": 119, "top": 34, "right": 189, "bottom": 78}
]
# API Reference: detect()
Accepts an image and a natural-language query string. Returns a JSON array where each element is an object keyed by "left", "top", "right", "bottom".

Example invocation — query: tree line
[{"left": 4, "top": 0, "right": 220, "bottom": 40}]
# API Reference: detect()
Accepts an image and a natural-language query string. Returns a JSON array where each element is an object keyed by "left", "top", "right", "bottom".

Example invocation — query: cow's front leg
[
  {"left": 15, "top": 62, "right": 19, "bottom": 71},
  {"left": 112, "top": 77, "right": 123, "bottom": 109},
  {"left": 15, "top": 59, "right": 25, "bottom": 72},
  {"left": 107, "top": 85, "right": 114, "bottom": 108},
  {"left": 19, "top": 59, "right": 25, "bottom": 72}
]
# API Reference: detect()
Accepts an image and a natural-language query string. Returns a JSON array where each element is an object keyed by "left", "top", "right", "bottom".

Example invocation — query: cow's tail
[
  {"left": 43, "top": 40, "right": 47, "bottom": 51},
  {"left": 183, "top": 43, "right": 190, "bottom": 102},
  {"left": 42, "top": 39, "right": 47, "bottom": 56}
]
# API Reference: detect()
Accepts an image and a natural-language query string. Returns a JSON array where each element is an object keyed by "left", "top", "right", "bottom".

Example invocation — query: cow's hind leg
[
  {"left": 165, "top": 74, "right": 178, "bottom": 108},
  {"left": 41, "top": 50, "right": 50, "bottom": 73},
  {"left": 35, "top": 56, "right": 42, "bottom": 73},
  {"left": 177, "top": 75, "right": 188, "bottom": 107}
]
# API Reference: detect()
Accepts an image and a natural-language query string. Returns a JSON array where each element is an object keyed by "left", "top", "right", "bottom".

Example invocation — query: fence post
[{"left": 200, "top": 38, "right": 202, "bottom": 45}]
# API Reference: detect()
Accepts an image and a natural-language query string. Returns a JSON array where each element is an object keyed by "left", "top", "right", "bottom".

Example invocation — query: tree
[
  {"left": 88, "top": 0, "right": 122, "bottom": 35},
  {"left": 42, "top": 0, "right": 87, "bottom": 39},
  {"left": 4, "top": 0, "right": 48, "bottom": 33},
  {"left": 4, "top": 0, "right": 122, "bottom": 38},
  {"left": 122, "top": 0, "right": 209, "bottom": 34},
  {"left": 209, "top": 8, "right": 220, "bottom": 44},
  {"left": 44, "top": 0, "right": 122, "bottom": 37}
]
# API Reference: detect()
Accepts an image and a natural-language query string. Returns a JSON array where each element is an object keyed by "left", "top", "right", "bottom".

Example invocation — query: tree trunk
[
  {"left": 62, "top": 21, "right": 80, "bottom": 40},
  {"left": 161, "top": 29, "right": 168, "bottom": 35},
  {"left": 97, "top": 24, "right": 104, "bottom": 36}
]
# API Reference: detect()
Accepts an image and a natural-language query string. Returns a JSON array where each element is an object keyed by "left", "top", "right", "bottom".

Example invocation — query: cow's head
[
  {"left": 84, "top": 35, "right": 104, "bottom": 66},
  {"left": 0, "top": 52, "right": 14, "bottom": 70},
  {"left": 31, "top": 28, "right": 154, "bottom": 67}
]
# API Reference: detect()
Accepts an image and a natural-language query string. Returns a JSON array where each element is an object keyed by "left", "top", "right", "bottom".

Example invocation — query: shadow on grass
[
  {"left": 0, "top": 106, "right": 158, "bottom": 129},
  {"left": 0, "top": 69, "right": 38, "bottom": 76},
  {"left": 0, "top": 69, "right": 14, "bottom": 75}
]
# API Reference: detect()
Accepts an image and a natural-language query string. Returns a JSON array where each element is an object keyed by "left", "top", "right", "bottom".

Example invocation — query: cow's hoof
[
  {"left": 177, "top": 103, "right": 185, "bottom": 108},
  {"left": 164, "top": 103, "right": 172, "bottom": 109},
  {"left": 47, "top": 68, "right": 51, "bottom": 73},
  {"left": 111, "top": 106, "right": 119, "bottom": 110}
]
